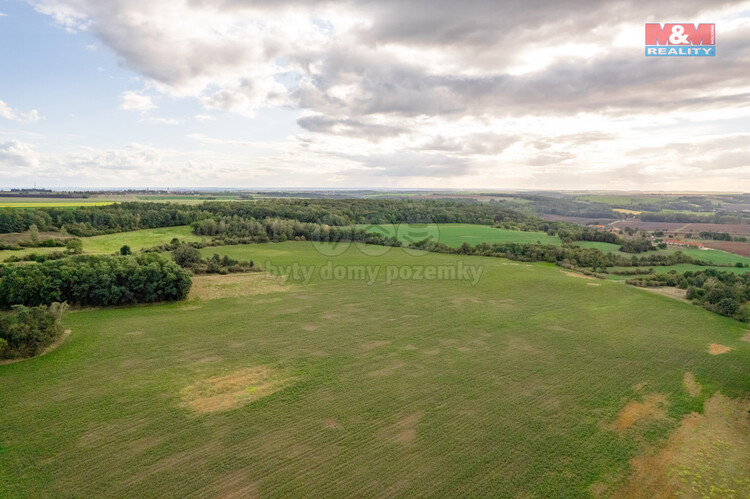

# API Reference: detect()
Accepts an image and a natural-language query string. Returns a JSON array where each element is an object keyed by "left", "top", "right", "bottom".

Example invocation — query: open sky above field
[{"left": 1, "top": 1, "right": 750, "bottom": 190}]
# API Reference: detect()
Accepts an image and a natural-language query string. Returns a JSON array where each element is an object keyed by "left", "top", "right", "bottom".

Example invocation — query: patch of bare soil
[
  {"left": 742, "top": 330, "right": 750, "bottom": 343},
  {"left": 612, "top": 393, "right": 668, "bottom": 433},
  {"left": 126, "top": 330, "right": 145, "bottom": 336},
  {"left": 404, "top": 344, "right": 418, "bottom": 350},
  {"left": 640, "top": 286, "right": 689, "bottom": 302},
  {"left": 708, "top": 343, "right": 731, "bottom": 355},
  {"left": 378, "top": 412, "right": 422, "bottom": 444},
  {"left": 587, "top": 282, "right": 600, "bottom": 286},
  {"left": 682, "top": 372, "right": 701, "bottom": 397},
  {"left": 181, "top": 367, "right": 294, "bottom": 415},
  {"left": 613, "top": 394, "right": 750, "bottom": 498},
  {"left": 632, "top": 382, "right": 648, "bottom": 392},
  {"left": 0, "top": 329, "right": 71, "bottom": 365},
  {"left": 360, "top": 340, "right": 391, "bottom": 352},
  {"left": 564, "top": 271, "right": 596, "bottom": 280},
  {"left": 189, "top": 273, "right": 288, "bottom": 301},
  {"left": 368, "top": 362, "right": 405, "bottom": 377},
  {"left": 323, "top": 418, "right": 339, "bottom": 429},
  {"left": 301, "top": 324, "right": 318, "bottom": 331}
]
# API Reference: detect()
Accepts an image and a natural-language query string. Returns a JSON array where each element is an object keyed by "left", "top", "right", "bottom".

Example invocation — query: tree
[
  {"left": 65, "top": 239, "right": 83, "bottom": 254},
  {"left": 29, "top": 224, "right": 39, "bottom": 245},
  {"left": 120, "top": 245, "right": 132, "bottom": 255},
  {"left": 172, "top": 244, "right": 202, "bottom": 268}
]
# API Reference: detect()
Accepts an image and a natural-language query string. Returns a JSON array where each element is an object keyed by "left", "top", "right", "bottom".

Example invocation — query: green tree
[
  {"left": 66, "top": 239, "right": 83, "bottom": 254},
  {"left": 172, "top": 244, "right": 202, "bottom": 268},
  {"left": 120, "top": 245, "right": 132, "bottom": 255},
  {"left": 29, "top": 224, "right": 39, "bottom": 245}
]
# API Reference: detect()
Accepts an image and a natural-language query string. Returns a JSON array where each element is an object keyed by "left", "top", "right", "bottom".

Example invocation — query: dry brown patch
[
  {"left": 708, "top": 343, "right": 731, "bottom": 355},
  {"left": 189, "top": 273, "right": 288, "bottom": 301},
  {"left": 564, "top": 271, "right": 596, "bottom": 280},
  {"left": 683, "top": 372, "right": 701, "bottom": 397},
  {"left": 424, "top": 348, "right": 440, "bottom": 355},
  {"left": 126, "top": 330, "right": 145, "bottom": 336},
  {"left": 612, "top": 393, "right": 668, "bottom": 433},
  {"left": 404, "top": 344, "right": 418, "bottom": 351},
  {"left": 181, "top": 367, "right": 294, "bottom": 415},
  {"left": 323, "top": 418, "right": 339, "bottom": 429},
  {"left": 0, "top": 329, "right": 71, "bottom": 365},
  {"left": 640, "top": 286, "right": 689, "bottom": 302},
  {"left": 614, "top": 394, "right": 750, "bottom": 498},
  {"left": 360, "top": 340, "right": 391, "bottom": 352},
  {"left": 742, "top": 330, "right": 750, "bottom": 343},
  {"left": 368, "top": 362, "right": 405, "bottom": 377},
  {"left": 301, "top": 324, "right": 318, "bottom": 331},
  {"left": 587, "top": 282, "right": 600, "bottom": 286},
  {"left": 456, "top": 346, "right": 471, "bottom": 352},
  {"left": 632, "top": 382, "right": 648, "bottom": 392},
  {"left": 379, "top": 412, "right": 422, "bottom": 444}
]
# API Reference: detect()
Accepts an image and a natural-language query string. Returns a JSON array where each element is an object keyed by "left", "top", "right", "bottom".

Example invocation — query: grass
[
  {"left": 0, "top": 199, "right": 115, "bottom": 208},
  {"left": 357, "top": 223, "right": 561, "bottom": 247},
  {"left": 2, "top": 242, "right": 749, "bottom": 496},
  {"left": 0, "top": 225, "right": 203, "bottom": 261},
  {"left": 573, "top": 241, "right": 750, "bottom": 267}
]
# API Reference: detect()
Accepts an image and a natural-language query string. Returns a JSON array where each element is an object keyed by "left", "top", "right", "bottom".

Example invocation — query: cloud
[
  {"left": 142, "top": 117, "right": 183, "bottom": 125},
  {"left": 0, "top": 100, "right": 41, "bottom": 123},
  {"left": 23, "top": 0, "right": 750, "bottom": 188},
  {"left": 120, "top": 91, "right": 156, "bottom": 113},
  {"left": 0, "top": 140, "right": 40, "bottom": 168}
]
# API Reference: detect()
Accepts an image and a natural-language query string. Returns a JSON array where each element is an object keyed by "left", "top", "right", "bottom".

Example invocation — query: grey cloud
[{"left": 297, "top": 115, "right": 406, "bottom": 139}]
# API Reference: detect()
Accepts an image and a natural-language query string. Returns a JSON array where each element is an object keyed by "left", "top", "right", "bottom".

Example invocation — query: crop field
[
  {"left": 576, "top": 195, "right": 676, "bottom": 205},
  {"left": 2, "top": 242, "right": 748, "bottom": 497},
  {"left": 0, "top": 198, "right": 115, "bottom": 208},
  {"left": 0, "top": 225, "right": 203, "bottom": 261},
  {"left": 358, "top": 223, "right": 561, "bottom": 247}
]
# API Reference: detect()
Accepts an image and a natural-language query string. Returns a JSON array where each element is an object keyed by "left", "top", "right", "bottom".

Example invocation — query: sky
[{"left": 0, "top": 0, "right": 749, "bottom": 191}]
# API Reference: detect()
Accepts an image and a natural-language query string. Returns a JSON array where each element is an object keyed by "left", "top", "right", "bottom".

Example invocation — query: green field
[
  {"left": 358, "top": 223, "right": 561, "bottom": 247},
  {"left": 574, "top": 241, "right": 750, "bottom": 267},
  {"left": 0, "top": 225, "right": 203, "bottom": 261},
  {"left": 0, "top": 199, "right": 115, "bottom": 208},
  {"left": 2, "top": 242, "right": 749, "bottom": 496}
]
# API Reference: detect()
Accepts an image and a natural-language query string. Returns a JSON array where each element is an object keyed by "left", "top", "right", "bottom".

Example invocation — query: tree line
[
  {"left": 0, "top": 254, "right": 191, "bottom": 308},
  {"left": 626, "top": 269, "right": 750, "bottom": 322}
]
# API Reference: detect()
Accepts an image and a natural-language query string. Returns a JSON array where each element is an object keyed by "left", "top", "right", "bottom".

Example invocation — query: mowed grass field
[
  {"left": 2, "top": 242, "right": 749, "bottom": 496},
  {"left": 358, "top": 223, "right": 561, "bottom": 247},
  {"left": 0, "top": 225, "right": 203, "bottom": 261}
]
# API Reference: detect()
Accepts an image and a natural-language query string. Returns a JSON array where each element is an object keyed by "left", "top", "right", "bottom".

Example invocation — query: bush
[
  {"left": 0, "top": 302, "right": 67, "bottom": 359},
  {"left": 173, "top": 244, "right": 202, "bottom": 268}
]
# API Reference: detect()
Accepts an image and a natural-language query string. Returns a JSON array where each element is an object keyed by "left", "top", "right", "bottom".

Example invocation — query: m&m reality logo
[{"left": 645, "top": 23, "right": 715, "bottom": 56}]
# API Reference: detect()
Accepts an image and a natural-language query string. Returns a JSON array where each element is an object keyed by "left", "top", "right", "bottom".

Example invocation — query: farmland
[
  {"left": 0, "top": 225, "right": 203, "bottom": 261},
  {"left": 2, "top": 241, "right": 749, "bottom": 496}
]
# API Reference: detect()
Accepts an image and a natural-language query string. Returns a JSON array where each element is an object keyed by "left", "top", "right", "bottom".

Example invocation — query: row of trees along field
[
  {"left": 626, "top": 269, "right": 750, "bottom": 322},
  {"left": 0, "top": 198, "right": 553, "bottom": 235},
  {"left": 0, "top": 254, "right": 191, "bottom": 308}
]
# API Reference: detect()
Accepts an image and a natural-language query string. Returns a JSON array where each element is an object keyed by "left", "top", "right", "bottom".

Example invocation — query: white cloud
[
  {"left": 142, "top": 117, "right": 183, "bottom": 125},
  {"left": 120, "top": 91, "right": 156, "bottom": 113},
  {"left": 0, "top": 12, "right": 7, "bottom": 17},
  {"left": 0, "top": 100, "right": 41, "bottom": 123},
  {"left": 0, "top": 140, "right": 40, "bottom": 168},
  {"left": 20, "top": 0, "right": 750, "bottom": 189}
]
